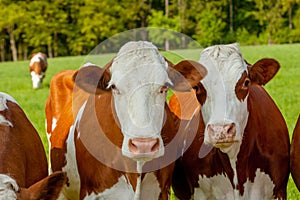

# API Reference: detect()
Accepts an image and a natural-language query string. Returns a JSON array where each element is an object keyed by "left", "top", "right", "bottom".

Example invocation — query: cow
[
  {"left": 49, "top": 41, "right": 207, "bottom": 199},
  {"left": 0, "top": 92, "right": 67, "bottom": 199},
  {"left": 29, "top": 52, "right": 48, "bottom": 89},
  {"left": 171, "top": 43, "right": 290, "bottom": 199},
  {"left": 45, "top": 69, "right": 89, "bottom": 171},
  {"left": 291, "top": 115, "right": 300, "bottom": 191}
]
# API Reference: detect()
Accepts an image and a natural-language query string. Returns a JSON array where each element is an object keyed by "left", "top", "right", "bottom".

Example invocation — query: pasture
[{"left": 0, "top": 44, "right": 299, "bottom": 199}]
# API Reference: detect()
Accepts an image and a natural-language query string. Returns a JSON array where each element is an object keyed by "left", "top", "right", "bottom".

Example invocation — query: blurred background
[{"left": 1, "top": 0, "right": 300, "bottom": 62}]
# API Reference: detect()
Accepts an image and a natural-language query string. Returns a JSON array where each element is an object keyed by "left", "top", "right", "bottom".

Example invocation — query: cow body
[
  {"left": 29, "top": 52, "right": 48, "bottom": 89},
  {"left": 291, "top": 115, "right": 300, "bottom": 191},
  {"left": 48, "top": 41, "right": 207, "bottom": 199},
  {"left": 0, "top": 92, "right": 66, "bottom": 199},
  {"left": 172, "top": 43, "right": 290, "bottom": 199}
]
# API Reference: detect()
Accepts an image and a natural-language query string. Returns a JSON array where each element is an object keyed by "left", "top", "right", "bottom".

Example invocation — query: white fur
[
  {"left": 84, "top": 175, "right": 135, "bottom": 200},
  {"left": 109, "top": 41, "right": 170, "bottom": 160},
  {"left": 199, "top": 43, "right": 249, "bottom": 157},
  {"left": 0, "top": 174, "right": 18, "bottom": 200},
  {"left": 57, "top": 124, "right": 81, "bottom": 200},
  {"left": 29, "top": 52, "right": 47, "bottom": 66},
  {"left": 83, "top": 173, "right": 161, "bottom": 200},
  {"left": 0, "top": 92, "right": 18, "bottom": 111},
  {"left": 194, "top": 169, "right": 275, "bottom": 200},
  {"left": 31, "top": 71, "right": 43, "bottom": 89},
  {"left": 0, "top": 92, "right": 18, "bottom": 127}
]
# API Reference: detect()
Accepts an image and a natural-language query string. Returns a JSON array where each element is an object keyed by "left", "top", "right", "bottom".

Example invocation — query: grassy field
[{"left": 0, "top": 43, "right": 299, "bottom": 199}]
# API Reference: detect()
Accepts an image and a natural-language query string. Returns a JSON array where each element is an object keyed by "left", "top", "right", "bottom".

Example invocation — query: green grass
[{"left": 0, "top": 44, "right": 299, "bottom": 199}]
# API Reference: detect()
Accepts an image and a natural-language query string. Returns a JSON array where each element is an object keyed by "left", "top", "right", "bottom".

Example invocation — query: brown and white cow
[
  {"left": 0, "top": 92, "right": 66, "bottom": 199},
  {"left": 171, "top": 43, "right": 290, "bottom": 199},
  {"left": 29, "top": 52, "right": 48, "bottom": 89},
  {"left": 291, "top": 115, "right": 300, "bottom": 191},
  {"left": 45, "top": 69, "right": 89, "bottom": 171},
  {"left": 49, "top": 41, "right": 207, "bottom": 199}
]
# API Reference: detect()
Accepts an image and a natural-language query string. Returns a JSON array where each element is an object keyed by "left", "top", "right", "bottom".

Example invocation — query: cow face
[
  {"left": 74, "top": 41, "right": 206, "bottom": 162},
  {"left": 196, "top": 43, "right": 279, "bottom": 154}
]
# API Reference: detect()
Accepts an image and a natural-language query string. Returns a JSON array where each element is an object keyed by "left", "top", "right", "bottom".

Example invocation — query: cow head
[
  {"left": 0, "top": 171, "right": 66, "bottom": 200},
  {"left": 196, "top": 43, "right": 279, "bottom": 155},
  {"left": 29, "top": 53, "right": 47, "bottom": 89},
  {"left": 74, "top": 41, "right": 207, "bottom": 161}
]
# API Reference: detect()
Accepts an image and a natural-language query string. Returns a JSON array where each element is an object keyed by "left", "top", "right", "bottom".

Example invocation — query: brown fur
[
  {"left": 0, "top": 96, "right": 66, "bottom": 199},
  {"left": 290, "top": 115, "right": 300, "bottom": 191},
  {"left": 171, "top": 58, "right": 289, "bottom": 199}
]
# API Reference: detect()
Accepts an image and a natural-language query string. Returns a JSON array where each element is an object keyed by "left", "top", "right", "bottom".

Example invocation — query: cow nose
[
  {"left": 129, "top": 138, "right": 160, "bottom": 154},
  {"left": 207, "top": 123, "right": 236, "bottom": 144}
]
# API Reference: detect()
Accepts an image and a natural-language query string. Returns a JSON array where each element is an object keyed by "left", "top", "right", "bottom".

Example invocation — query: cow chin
[{"left": 121, "top": 136, "right": 164, "bottom": 162}]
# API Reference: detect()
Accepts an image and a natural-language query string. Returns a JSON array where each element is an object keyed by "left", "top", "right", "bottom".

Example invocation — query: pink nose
[
  {"left": 207, "top": 123, "right": 236, "bottom": 143},
  {"left": 129, "top": 138, "right": 160, "bottom": 155}
]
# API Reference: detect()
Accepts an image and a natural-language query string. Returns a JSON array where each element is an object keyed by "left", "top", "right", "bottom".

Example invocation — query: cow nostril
[
  {"left": 128, "top": 139, "right": 138, "bottom": 153},
  {"left": 151, "top": 139, "right": 159, "bottom": 152},
  {"left": 227, "top": 123, "right": 236, "bottom": 136},
  {"left": 128, "top": 138, "right": 159, "bottom": 154}
]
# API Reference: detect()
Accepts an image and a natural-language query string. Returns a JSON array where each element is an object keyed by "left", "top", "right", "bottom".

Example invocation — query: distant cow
[
  {"left": 291, "top": 115, "right": 300, "bottom": 191},
  {"left": 0, "top": 92, "right": 66, "bottom": 199},
  {"left": 49, "top": 41, "right": 207, "bottom": 199},
  {"left": 171, "top": 43, "right": 290, "bottom": 199},
  {"left": 29, "top": 52, "right": 48, "bottom": 89}
]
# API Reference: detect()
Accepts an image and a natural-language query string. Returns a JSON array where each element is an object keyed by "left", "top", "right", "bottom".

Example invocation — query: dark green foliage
[{"left": 0, "top": 0, "right": 300, "bottom": 61}]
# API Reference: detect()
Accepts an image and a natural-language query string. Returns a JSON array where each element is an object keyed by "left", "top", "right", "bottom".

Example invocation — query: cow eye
[
  {"left": 110, "top": 84, "right": 120, "bottom": 94},
  {"left": 243, "top": 78, "right": 250, "bottom": 87},
  {"left": 160, "top": 85, "right": 168, "bottom": 94}
]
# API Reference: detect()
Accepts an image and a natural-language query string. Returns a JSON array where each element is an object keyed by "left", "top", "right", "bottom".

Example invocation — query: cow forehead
[
  {"left": 110, "top": 42, "right": 168, "bottom": 87},
  {"left": 200, "top": 43, "right": 247, "bottom": 87}
]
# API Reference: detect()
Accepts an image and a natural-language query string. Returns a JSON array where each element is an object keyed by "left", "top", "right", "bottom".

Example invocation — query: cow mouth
[{"left": 214, "top": 139, "right": 238, "bottom": 148}]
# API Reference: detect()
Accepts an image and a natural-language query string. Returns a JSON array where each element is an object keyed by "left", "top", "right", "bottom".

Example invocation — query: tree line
[{"left": 0, "top": 0, "right": 299, "bottom": 62}]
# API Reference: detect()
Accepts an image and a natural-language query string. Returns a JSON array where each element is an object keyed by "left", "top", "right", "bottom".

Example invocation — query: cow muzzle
[
  {"left": 206, "top": 123, "right": 237, "bottom": 148},
  {"left": 128, "top": 138, "right": 160, "bottom": 160}
]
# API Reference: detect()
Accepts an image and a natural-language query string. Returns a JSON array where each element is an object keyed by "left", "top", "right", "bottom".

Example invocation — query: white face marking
[
  {"left": 0, "top": 174, "right": 18, "bottom": 200},
  {"left": 195, "top": 169, "right": 275, "bottom": 200},
  {"left": 109, "top": 41, "right": 170, "bottom": 160},
  {"left": 199, "top": 43, "right": 249, "bottom": 154},
  {"left": 31, "top": 71, "right": 43, "bottom": 89}
]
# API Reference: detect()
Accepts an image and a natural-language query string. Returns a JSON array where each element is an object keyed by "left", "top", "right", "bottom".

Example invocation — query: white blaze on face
[
  {"left": 199, "top": 44, "right": 249, "bottom": 152},
  {"left": 108, "top": 41, "right": 170, "bottom": 160},
  {"left": 31, "top": 71, "right": 43, "bottom": 89}
]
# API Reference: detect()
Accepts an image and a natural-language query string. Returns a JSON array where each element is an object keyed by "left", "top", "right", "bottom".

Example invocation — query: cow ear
[
  {"left": 248, "top": 58, "right": 280, "bottom": 85},
  {"left": 17, "top": 171, "right": 67, "bottom": 200},
  {"left": 167, "top": 60, "right": 207, "bottom": 92},
  {"left": 73, "top": 62, "right": 112, "bottom": 94}
]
